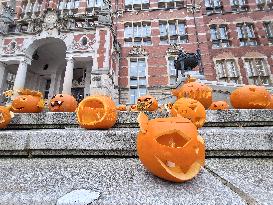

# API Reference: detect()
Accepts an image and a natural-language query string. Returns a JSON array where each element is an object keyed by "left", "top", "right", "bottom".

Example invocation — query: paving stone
[
  {"left": 206, "top": 158, "right": 273, "bottom": 205},
  {"left": 0, "top": 158, "right": 245, "bottom": 205}
]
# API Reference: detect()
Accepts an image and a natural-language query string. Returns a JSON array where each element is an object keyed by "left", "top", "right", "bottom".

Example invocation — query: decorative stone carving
[
  {"left": 166, "top": 44, "right": 183, "bottom": 55},
  {"left": 98, "top": 14, "right": 111, "bottom": 26},
  {"left": 71, "top": 38, "right": 96, "bottom": 50},
  {"left": 186, "top": 3, "right": 201, "bottom": 13},
  {"left": 128, "top": 46, "right": 148, "bottom": 57},
  {"left": 42, "top": 10, "right": 58, "bottom": 30},
  {"left": 244, "top": 52, "right": 266, "bottom": 59}
]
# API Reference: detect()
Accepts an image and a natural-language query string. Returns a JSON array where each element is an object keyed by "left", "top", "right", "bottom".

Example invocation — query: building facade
[{"left": 0, "top": 0, "right": 272, "bottom": 105}]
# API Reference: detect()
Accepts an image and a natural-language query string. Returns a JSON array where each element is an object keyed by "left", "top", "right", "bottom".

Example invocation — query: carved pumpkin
[
  {"left": 266, "top": 95, "right": 273, "bottom": 109},
  {"left": 209, "top": 101, "right": 229, "bottom": 110},
  {"left": 0, "top": 106, "right": 12, "bottom": 129},
  {"left": 170, "top": 98, "right": 206, "bottom": 128},
  {"left": 172, "top": 80, "right": 212, "bottom": 109},
  {"left": 11, "top": 89, "right": 44, "bottom": 113},
  {"left": 49, "top": 94, "right": 78, "bottom": 112},
  {"left": 76, "top": 95, "right": 117, "bottom": 129},
  {"left": 116, "top": 105, "right": 127, "bottom": 111},
  {"left": 130, "top": 105, "right": 138, "bottom": 112},
  {"left": 137, "top": 95, "right": 158, "bottom": 111},
  {"left": 230, "top": 85, "right": 271, "bottom": 109},
  {"left": 137, "top": 112, "right": 205, "bottom": 182}
]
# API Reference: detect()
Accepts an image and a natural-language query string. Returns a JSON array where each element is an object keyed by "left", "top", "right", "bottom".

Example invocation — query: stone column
[
  {"left": 13, "top": 60, "right": 28, "bottom": 93},
  {"left": 84, "top": 63, "right": 92, "bottom": 97},
  {"left": 48, "top": 73, "right": 57, "bottom": 99},
  {"left": 0, "top": 62, "right": 6, "bottom": 93},
  {"left": 62, "top": 57, "right": 74, "bottom": 95}
]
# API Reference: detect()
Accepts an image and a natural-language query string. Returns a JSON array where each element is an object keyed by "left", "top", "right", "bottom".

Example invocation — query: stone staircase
[{"left": 0, "top": 110, "right": 273, "bottom": 205}]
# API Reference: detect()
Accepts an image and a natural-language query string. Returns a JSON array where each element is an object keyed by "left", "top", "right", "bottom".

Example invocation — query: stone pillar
[
  {"left": 48, "top": 73, "right": 57, "bottom": 99},
  {"left": 0, "top": 62, "right": 6, "bottom": 93},
  {"left": 84, "top": 63, "right": 92, "bottom": 97},
  {"left": 13, "top": 60, "right": 28, "bottom": 93},
  {"left": 62, "top": 57, "right": 74, "bottom": 95}
]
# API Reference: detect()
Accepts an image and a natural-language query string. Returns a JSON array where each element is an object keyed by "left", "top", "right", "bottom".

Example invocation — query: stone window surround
[
  {"left": 165, "top": 55, "right": 178, "bottom": 86},
  {"left": 213, "top": 57, "right": 243, "bottom": 84},
  {"left": 236, "top": 22, "right": 258, "bottom": 47},
  {"left": 158, "top": 19, "right": 188, "bottom": 45},
  {"left": 127, "top": 56, "right": 148, "bottom": 104},
  {"left": 124, "top": 0, "right": 150, "bottom": 11},
  {"left": 124, "top": 21, "right": 152, "bottom": 46},
  {"left": 158, "top": 0, "right": 184, "bottom": 9},
  {"left": 241, "top": 56, "right": 272, "bottom": 85},
  {"left": 209, "top": 24, "right": 230, "bottom": 48}
]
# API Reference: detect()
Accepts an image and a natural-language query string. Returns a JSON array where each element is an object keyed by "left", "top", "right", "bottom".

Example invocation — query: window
[
  {"left": 125, "top": 0, "right": 149, "bottom": 10},
  {"left": 21, "top": 0, "right": 43, "bottom": 18},
  {"left": 244, "top": 58, "right": 271, "bottom": 85},
  {"left": 210, "top": 25, "right": 230, "bottom": 48},
  {"left": 230, "top": 0, "right": 249, "bottom": 12},
  {"left": 129, "top": 58, "right": 147, "bottom": 104},
  {"left": 58, "top": 0, "right": 80, "bottom": 10},
  {"left": 264, "top": 22, "right": 273, "bottom": 42},
  {"left": 205, "top": 0, "right": 223, "bottom": 14},
  {"left": 158, "top": 0, "right": 184, "bottom": 9},
  {"left": 236, "top": 23, "right": 258, "bottom": 46},
  {"left": 159, "top": 20, "right": 187, "bottom": 44},
  {"left": 215, "top": 59, "right": 240, "bottom": 83},
  {"left": 124, "top": 22, "right": 151, "bottom": 46},
  {"left": 168, "top": 56, "right": 179, "bottom": 85},
  {"left": 256, "top": 0, "right": 272, "bottom": 10}
]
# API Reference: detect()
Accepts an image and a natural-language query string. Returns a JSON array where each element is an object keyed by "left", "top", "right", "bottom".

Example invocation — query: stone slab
[
  {"left": 7, "top": 109, "right": 273, "bottom": 129},
  {"left": 206, "top": 158, "right": 273, "bottom": 205},
  {"left": 0, "top": 158, "right": 245, "bottom": 205},
  {"left": 0, "top": 127, "right": 272, "bottom": 156}
]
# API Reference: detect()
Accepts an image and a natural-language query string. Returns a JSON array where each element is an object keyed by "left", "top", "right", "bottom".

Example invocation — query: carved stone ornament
[
  {"left": 128, "top": 46, "right": 148, "bottom": 57},
  {"left": 186, "top": 3, "right": 201, "bottom": 13},
  {"left": 42, "top": 10, "right": 58, "bottom": 30},
  {"left": 166, "top": 44, "right": 184, "bottom": 55}
]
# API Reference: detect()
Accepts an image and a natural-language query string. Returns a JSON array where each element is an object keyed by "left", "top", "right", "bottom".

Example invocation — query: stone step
[
  {"left": 7, "top": 109, "right": 273, "bottom": 129},
  {"left": 0, "top": 127, "right": 272, "bottom": 157},
  {"left": 0, "top": 158, "right": 248, "bottom": 205}
]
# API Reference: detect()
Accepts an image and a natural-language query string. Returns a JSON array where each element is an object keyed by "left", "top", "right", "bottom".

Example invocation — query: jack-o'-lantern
[
  {"left": 137, "top": 112, "right": 205, "bottom": 182},
  {"left": 266, "top": 95, "right": 273, "bottom": 109},
  {"left": 209, "top": 101, "right": 229, "bottom": 110},
  {"left": 170, "top": 98, "right": 206, "bottom": 128},
  {"left": 0, "top": 106, "right": 13, "bottom": 129},
  {"left": 172, "top": 79, "right": 212, "bottom": 109},
  {"left": 230, "top": 85, "right": 271, "bottom": 109},
  {"left": 49, "top": 94, "right": 78, "bottom": 112},
  {"left": 11, "top": 89, "right": 44, "bottom": 113},
  {"left": 137, "top": 95, "right": 158, "bottom": 111},
  {"left": 76, "top": 95, "right": 117, "bottom": 129},
  {"left": 116, "top": 105, "right": 127, "bottom": 111},
  {"left": 130, "top": 104, "right": 138, "bottom": 112}
]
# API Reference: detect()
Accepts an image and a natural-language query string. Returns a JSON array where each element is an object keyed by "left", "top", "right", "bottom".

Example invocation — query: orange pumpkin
[
  {"left": 11, "top": 89, "right": 44, "bottom": 113},
  {"left": 0, "top": 106, "right": 12, "bottom": 129},
  {"left": 116, "top": 105, "right": 127, "bottom": 111},
  {"left": 49, "top": 94, "right": 78, "bottom": 112},
  {"left": 172, "top": 80, "right": 212, "bottom": 109},
  {"left": 137, "top": 95, "right": 158, "bottom": 111},
  {"left": 76, "top": 95, "right": 117, "bottom": 129},
  {"left": 209, "top": 101, "right": 229, "bottom": 110},
  {"left": 130, "top": 104, "right": 138, "bottom": 112},
  {"left": 137, "top": 112, "right": 205, "bottom": 182},
  {"left": 230, "top": 85, "right": 271, "bottom": 109},
  {"left": 170, "top": 98, "right": 206, "bottom": 128},
  {"left": 266, "top": 95, "right": 273, "bottom": 109}
]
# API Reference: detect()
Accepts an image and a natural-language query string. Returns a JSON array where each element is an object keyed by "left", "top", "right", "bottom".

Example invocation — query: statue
[{"left": 174, "top": 48, "right": 202, "bottom": 79}]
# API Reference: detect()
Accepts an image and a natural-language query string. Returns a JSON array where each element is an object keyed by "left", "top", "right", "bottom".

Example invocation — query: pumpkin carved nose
[{"left": 249, "top": 87, "right": 256, "bottom": 92}]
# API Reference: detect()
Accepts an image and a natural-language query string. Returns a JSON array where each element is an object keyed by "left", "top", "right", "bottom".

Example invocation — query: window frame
[{"left": 215, "top": 59, "right": 241, "bottom": 83}]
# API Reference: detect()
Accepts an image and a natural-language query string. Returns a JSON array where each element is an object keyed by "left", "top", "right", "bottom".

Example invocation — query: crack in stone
[{"left": 206, "top": 167, "right": 259, "bottom": 205}]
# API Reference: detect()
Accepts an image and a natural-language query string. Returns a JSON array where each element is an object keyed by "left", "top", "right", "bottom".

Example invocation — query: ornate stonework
[
  {"left": 243, "top": 52, "right": 266, "bottom": 59},
  {"left": 166, "top": 44, "right": 183, "bottom": 55},
  {"left": 128, "top": 46, "right": 148, "bottom": 57}
]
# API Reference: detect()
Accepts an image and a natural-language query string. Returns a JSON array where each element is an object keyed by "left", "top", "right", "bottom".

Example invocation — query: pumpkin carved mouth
[
  {"left": 0, "top": 113, "right": 4, "bottom": 123},
  {"left": 13, "top": 107, "right": 24, "bottom": 111},
  {"left": 78, "top": 99, "right": 105, "bottom": 124},
  {"left": 51, "top": 101, "right": 63, "bottom": 107}
]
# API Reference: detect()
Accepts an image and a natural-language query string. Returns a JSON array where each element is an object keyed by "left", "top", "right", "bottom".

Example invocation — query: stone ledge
[
  {"left": 0, "top": 158, "right": 245, "bottom": 205},
  {"left": 6, "top": 109, "right": 273, "bottom": 129},
  {"left": 0, "top": 127, "right": 272, "bottom": 157},
  {"left": 206, "top": 158, "right": 273, "bottom": 205}
]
